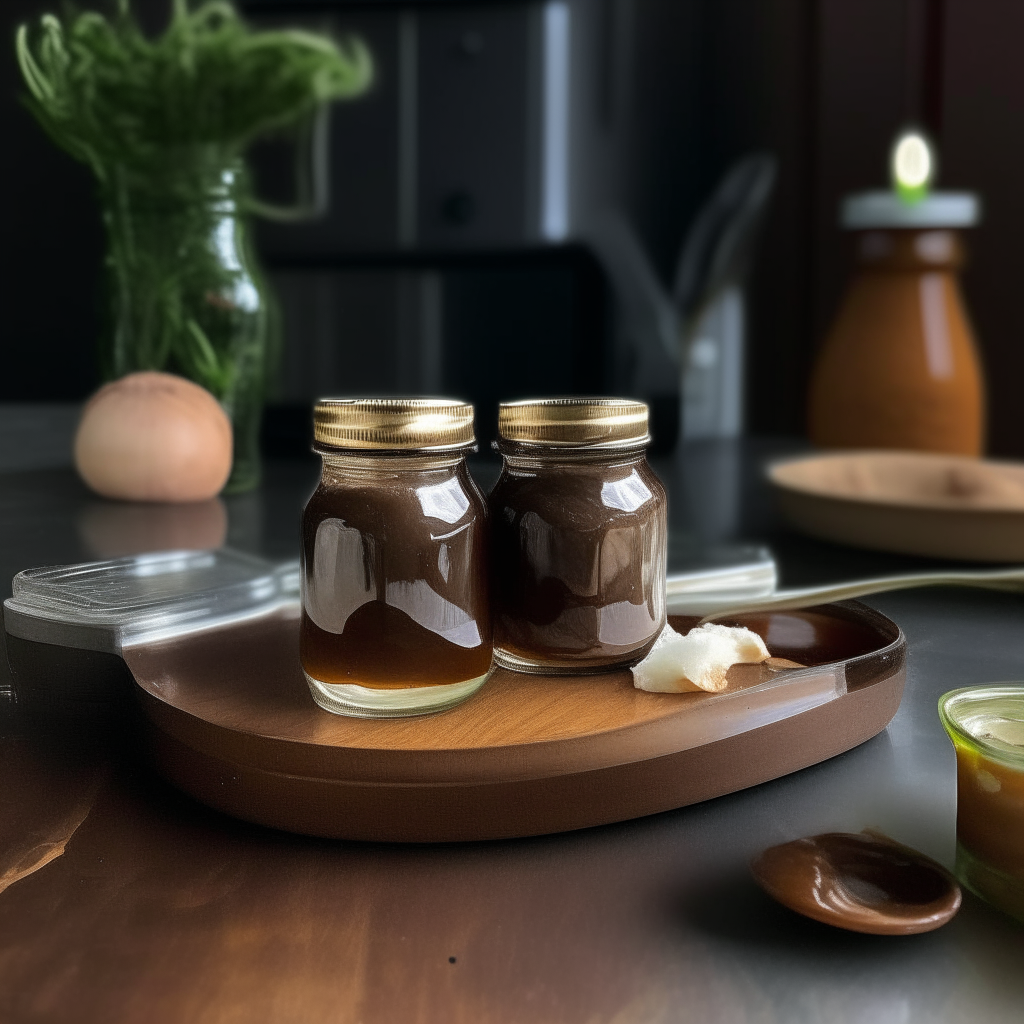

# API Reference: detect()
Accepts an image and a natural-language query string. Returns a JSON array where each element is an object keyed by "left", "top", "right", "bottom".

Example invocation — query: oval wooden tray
[{"left": 123, "top": 601, "right": 906, "bottom": 842}]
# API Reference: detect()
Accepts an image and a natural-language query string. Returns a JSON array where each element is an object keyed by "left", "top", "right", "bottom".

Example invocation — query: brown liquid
[
  {"left": 489, "top": 450, "right": 666, "bottom": 668},
  {"left": 955, "top": 745, "right": 1024, "bottom": 878},
  {"left": 751, "top": 831, "right": 961, "bottom": 935},
  {"left": 300, "top": 456, "right": 491, "bottom": 689},
  {"left": 809, "top": 229, "right": 985, "bottom": 455}
]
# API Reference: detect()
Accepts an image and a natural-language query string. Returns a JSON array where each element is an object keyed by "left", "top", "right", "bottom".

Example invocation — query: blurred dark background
[{"left": 3, "top": 0, "right": 1024, "bottom": 454}]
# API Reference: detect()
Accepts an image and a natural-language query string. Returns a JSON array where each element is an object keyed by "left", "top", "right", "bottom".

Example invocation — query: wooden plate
[
  {"left": 123, "top": 601, "right": 906, "bottom": 842},
  {"left": 769, "top": 450, "right": 1024, "bottom": 561}
]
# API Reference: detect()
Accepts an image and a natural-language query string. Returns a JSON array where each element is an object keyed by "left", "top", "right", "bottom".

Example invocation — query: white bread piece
[{"left": 632, "top": 622, "right": 770, "bottom": 693}]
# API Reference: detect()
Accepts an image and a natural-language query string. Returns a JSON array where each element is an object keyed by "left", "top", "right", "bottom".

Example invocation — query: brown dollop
[
  {"left": 74, "top": 372, "right": 232, "bottom": 503},
  {"left": 751, "top": 830, "right": 961, "bottom": 935}
]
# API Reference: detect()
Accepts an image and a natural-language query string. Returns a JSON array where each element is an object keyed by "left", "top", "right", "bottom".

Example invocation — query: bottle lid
[
  {"left": 841, "top": 191, "right": 980, "bottom": 229},
  {"left": 498, "top": 398, "right": 650, "bottom": 449},
  {"left": 313, "top": 398, "right": 475, "bottom": 451}
]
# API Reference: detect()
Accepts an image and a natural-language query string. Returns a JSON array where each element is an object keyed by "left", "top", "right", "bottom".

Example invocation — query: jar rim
[
  {"left": 492, "top": 438, "right": 650, "bottom": 462},
  {"left": 314, "top": 444, "right": 474, "bottom": 463},
  {"left": 939, "top": 684, "right": 1024, "bottom": 770}
]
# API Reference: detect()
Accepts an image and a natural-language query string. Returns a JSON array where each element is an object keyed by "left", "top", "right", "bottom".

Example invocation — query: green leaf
[{"left": 14, "top": 0, "right": 373, "bottom": 175}]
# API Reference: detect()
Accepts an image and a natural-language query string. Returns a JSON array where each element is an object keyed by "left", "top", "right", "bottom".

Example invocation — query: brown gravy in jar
[
  {"left": 489, "top": 399, "right": 667, "bottom": 674},
  {"left": 301, "top": 457, "right": 491, "bottom": 690}
]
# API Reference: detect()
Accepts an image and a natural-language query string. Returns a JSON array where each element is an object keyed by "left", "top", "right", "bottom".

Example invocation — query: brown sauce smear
[{"left": 751, "top": 831, "right": 961, "bottom": 935}]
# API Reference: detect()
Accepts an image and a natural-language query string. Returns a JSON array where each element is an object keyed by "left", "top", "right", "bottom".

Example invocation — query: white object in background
[
  {"left": 666, "top": 552, "right": 777, "bottom": 615},
  {"left": 841, "top": 191, "right": 979, "bottom": 230},
  {"left": 682, "top": 285, "right": 744, "bottom": 439},
  {"left": 674, "top": 565, "right": 1024, "bottom": 621},
  {"left": 673, "top": 154, "right": 776, "bottom": 442}
]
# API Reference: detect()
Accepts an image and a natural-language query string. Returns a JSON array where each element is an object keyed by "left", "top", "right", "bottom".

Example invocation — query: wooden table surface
[{"left": 3, "top": 447, "right": 1024, "bottom": 1024}]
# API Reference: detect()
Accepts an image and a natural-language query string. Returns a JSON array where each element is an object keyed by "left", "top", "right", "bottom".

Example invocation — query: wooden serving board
[{"left": 125, "top": 602, "right": 905, "bottom": 842}]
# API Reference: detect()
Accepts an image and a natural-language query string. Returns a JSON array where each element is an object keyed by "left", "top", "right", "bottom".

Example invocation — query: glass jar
[
  {"left": 300, "top": 399, "right": 492, "bottom": 717},
  {"left": 939, "top": 684, "right": 1024, "bottom": 923},
  {"left": 808, "top": 192, "right": 985, "bottom": 455},
  {"left": 489, "top": 398, "right": 667, "bottom": 674},
  {"left": 101, "top": 156, "right": 272, "bottom": 493}
]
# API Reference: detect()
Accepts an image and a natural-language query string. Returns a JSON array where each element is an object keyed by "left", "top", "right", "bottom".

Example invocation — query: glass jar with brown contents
[
  {"left": 301, "top": 399, "right": 492, "bottom": 717},
  {"left": 489, "top": 398, "right": 667, "bottom": 674}
]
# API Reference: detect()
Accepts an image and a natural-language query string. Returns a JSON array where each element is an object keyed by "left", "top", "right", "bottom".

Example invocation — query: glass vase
[{"left": 99, "top": 155, "right": 273, "bottom": 493}]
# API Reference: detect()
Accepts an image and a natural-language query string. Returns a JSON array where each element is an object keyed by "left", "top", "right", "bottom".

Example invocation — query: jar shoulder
[
  {"left": 304, "top": 462, "right": 488, "bottom": 531},
  {"left": 489, "top": 456, "right": 665, "bottom": 524}
]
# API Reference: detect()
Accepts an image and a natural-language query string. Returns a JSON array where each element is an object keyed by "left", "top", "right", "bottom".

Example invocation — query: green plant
[
  {"left": 16, "top": 0, "right": 372, "bottom": 184},
  {"left": 15, "top": 1, "right": 372, "bottom": 491}
]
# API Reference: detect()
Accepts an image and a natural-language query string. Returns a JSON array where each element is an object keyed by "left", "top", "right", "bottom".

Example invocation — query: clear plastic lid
[
  {"left": 666, "top": 542, "right": 777, "bottom": 614},
  {"left": 6, "top": 549, "right": 299, "bottom": 649}
]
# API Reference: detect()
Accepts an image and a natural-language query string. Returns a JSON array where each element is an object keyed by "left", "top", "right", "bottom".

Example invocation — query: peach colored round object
[{"left": 75, "top": 372, "right": 233, "bottom": 502}]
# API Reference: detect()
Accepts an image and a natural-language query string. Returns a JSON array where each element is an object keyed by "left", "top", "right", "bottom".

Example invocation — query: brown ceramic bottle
[{"left": 809, "top": 193, "right": 985, "bottom": 455}]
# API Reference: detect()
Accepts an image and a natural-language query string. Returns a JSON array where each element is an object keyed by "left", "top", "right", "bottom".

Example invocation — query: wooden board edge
[{"left": 144, "top": 668, "right": 906, "bottom": 842}]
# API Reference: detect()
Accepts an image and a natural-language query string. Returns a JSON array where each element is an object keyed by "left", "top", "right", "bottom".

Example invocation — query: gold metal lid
[
  {"left": 498, "top": 398, "right": 650, "bottom": 448},
  {"left": 313, "top": 398, "right": 475, "bottom": 450}
]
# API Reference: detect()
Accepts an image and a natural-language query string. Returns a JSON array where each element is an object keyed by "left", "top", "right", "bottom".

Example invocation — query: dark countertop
[{"left": 3, "top": 439, "right": 1024, "bottom": 1023}]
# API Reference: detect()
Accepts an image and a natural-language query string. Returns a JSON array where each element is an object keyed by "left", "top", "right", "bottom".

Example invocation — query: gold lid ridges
[
  {"left": 313, "top": 398, "right": 475, "bottom": 450},
  {"left": 498, "top": 398, "right": 650, "bottom": 448}
]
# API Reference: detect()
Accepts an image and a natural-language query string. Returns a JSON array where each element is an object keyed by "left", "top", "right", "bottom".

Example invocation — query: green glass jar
[
  {"left": 939, "top": 684, "right": 1024, "bottom": 922},
  {"left": 101, "top": 156, "right": 272, "bottom": 493}
]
